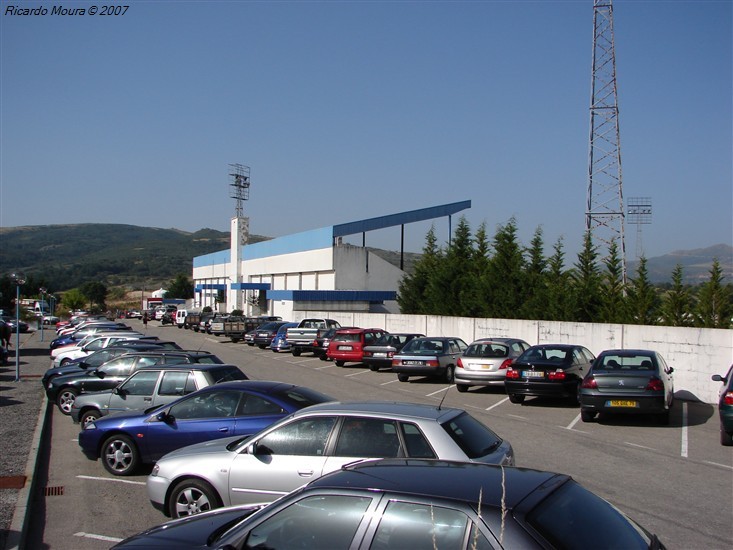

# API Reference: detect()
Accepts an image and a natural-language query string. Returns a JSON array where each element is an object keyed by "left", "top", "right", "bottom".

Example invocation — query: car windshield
[
  {"left": 595, "top": 354, "right": 657, "bottom": 372},
  {"left": 526, "top": 479, "right": 653, "bottom": 550},
  {"left": 465, "top": 343, "right": 508, "bottom": 359},
  {"left": 441, "top": 412, "right": 502, "bottom": 459},
  {"left": 258, "top": 322, "right": 280, "bottom": 331},
  {"left": 518, "top": 347, "right": 569, "bottom": 363}
]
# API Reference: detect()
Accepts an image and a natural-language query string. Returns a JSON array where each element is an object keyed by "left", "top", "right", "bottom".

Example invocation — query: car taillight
[
  {"left": 392, "top": 359, "right": 400, "bottom": 367},
  {"left": 548, "top": 370, "right": 566, "bottom": 381},
  {"left": 645, "top": 377, "right": 664, "bottom": 391},
  {"left": 457, "top": 357, "right": 464, "bottom": 369},
  {"left": 499, "top": 359, "right": 514, "bottom": 370},
  {"left": 506, "top": 368, "right": 520, "bottom": 380},
  {"left": 426, "top": 360, "right": 439, "bottom": 367},
  {"left": 387, "top": 351, "right": 394, "bottom": 358},
  {"left": 581, "top": 377, "right": 597, "bottom": 389},
  {"left": 363, "top": 351, "right": 372, "bottom": 357},
  {"left": 723, "top": 391, "right": 733, "bottom": 405}
]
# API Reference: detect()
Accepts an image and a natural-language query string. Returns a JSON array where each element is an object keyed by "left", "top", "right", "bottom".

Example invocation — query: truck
[
  {"left": 223, "top": 316, "right": 281, "bottom": 343},
  {"left": 285, "top": 318, "right": 341, "bottom": 356}
]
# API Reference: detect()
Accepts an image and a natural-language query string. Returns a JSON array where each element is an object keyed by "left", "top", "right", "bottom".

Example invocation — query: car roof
[
  {"left": 308, "top": 459, "right": 565, "bottom": 509},
  {"left": 292, "top": 400, "right": 463, "bottom": 422},
  {"left": 471, "top": 337, "right": 525, "bottom": 344},
  {"left": 122, "top": 350, "right": 215, "bottom": 357},
  {"left": 598, "top": 349, "right": 657, "bottom": 356},
  {"left": 334, "top": 327, "right": 383, "bottom": 334},
  {"left": 137, "top": 363, "right": 241, "bottom": 372}
]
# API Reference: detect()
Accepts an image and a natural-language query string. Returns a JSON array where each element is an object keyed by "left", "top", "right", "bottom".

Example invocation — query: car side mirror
[
  {"left": 94, "top": 370, "right": 104, "bottom": 378},
  {"left": 79, "top": 361, "right": 89, "bottom": 369},
  {"left": 156, "top": 411, "right": 174, "bottom": 424},
  {"left": 712, "top": 374, "right": 723, "bottom": 382},
  {"left": 667, "top": 367, "right": 674, "bottom": 374}
]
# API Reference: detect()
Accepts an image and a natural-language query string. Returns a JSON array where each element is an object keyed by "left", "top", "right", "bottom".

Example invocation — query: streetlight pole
[
  {"left": 10, "top": 272, "right": 26, "bottom": 382},
  {"left": 39, "top": 287, "right": 46, "bottom": 342}
]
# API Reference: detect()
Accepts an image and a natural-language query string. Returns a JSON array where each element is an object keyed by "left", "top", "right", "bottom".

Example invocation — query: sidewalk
[{"left": 0, "top": 329, "right": 52, "bottom": 550}]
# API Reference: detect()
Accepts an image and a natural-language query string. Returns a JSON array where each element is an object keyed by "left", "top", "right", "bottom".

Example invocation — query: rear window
[
  {"left": 279, "top": 386, "right": 334, "bottom": 407},
  {"left": 402, "top": 339, "right": 446, "bottom": 355},
  {"left": 441, "top": 412, "right": 502, "bottom": 459},
  {"left": 465, "top": 343, "right": 508, "bottom": 359},
  {"left": 209, "top": 367, "right": 248, "bottom": 383},
  {"left": 595, "top": 354, "right": 657, "bottom": 372},
  {"left": 526, "top": 480, "right": 652, "bottom": 550},
  {"left": 192, "top": 355, "right": 224, "bottom": 364},
  {"left": 333, "top": 333, "right": 360, "bottom": 343}
]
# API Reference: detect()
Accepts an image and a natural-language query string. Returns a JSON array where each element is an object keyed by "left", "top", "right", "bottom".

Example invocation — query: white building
[{"left": 191, "top": 201, "right": 471, "bottom": 320}]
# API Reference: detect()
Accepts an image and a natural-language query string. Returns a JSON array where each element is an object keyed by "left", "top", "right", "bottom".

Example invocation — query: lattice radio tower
[
  {"left": 585, "top": 0, "right": 627, "bottom": 283},
  {"left": 627, "top": 197, "right": 652, "bottom": 259},
  {"left": 229, "top": 164, "right": 250, "bottom": 218}
]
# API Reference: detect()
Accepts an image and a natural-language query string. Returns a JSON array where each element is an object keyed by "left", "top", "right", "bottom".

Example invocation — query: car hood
[
  {"left": 112, "top": 504, "right": 264, "bottom": 548},
  {"left": 159, "top": 435, "right": 247, "bottom": 461}
]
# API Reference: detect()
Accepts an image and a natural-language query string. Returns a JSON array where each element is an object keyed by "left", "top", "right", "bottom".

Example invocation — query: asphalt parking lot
[{"left": 4, "top": 321, "right": 732, "bottom": 549}]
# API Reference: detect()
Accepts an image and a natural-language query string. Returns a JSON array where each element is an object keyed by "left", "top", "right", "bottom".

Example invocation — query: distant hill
[{"left": 0, "top": 224, "right": 729, "bottom": 291}]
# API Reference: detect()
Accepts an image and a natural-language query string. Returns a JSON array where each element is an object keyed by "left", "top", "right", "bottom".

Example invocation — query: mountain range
[{"left": 0, "top": 224, "right": 730, "bottom": 290}]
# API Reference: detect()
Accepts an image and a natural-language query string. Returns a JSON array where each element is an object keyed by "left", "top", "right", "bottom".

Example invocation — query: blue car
[
  {"left": 269, "top": 322, "right": 297, "bottom": 352},
  {"left": 78, "top": 380, "right": 334, "bottom": 476}
]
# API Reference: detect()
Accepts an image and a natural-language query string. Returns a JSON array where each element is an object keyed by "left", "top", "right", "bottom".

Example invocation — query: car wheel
[
  {"left": 456, "top": 384, "right": 468, "bottom": 393},
  {"left": 101, "top": 434, "right": 140, "bottom": 476},
  {"left": 230, "top": 337, "right": 239, "bottom": 343},
  {"left": 335, "top": 361, "right": 345, "bottom": 367},
  {"left": 169, "top": 479, "right": 222, "bottom": 518},
  {"left": 292, "top": 348, "right": 301, "bottom": 357},
  {"left": 720, "top": 425, "right": 733, "bottom": 446},
  {"left": 580, "top": 409, "right": 597, "bottom": 422},
  {"left": 508, "top": 394, "right": 525, "bottom": 404},
  {"left": 320, "top": 356, "right": 328, "bottom": 362},
  {"left": 56, "top": 388, "right": 78, "bottom": 415},
  {"left": 444, "top": 365, "right": 455, "bottom": 384},
  {"left": 80, "top": 409, "right": 101, "bottom": 428},
  {"left": 398, "top": 374, "right": 409, "bottom": 382},
  {"left": 59, "top": 357, "right": 72, "bottom": 366},
  {"left": 369, "top": 365, "right": 379, "bottom": 372}
]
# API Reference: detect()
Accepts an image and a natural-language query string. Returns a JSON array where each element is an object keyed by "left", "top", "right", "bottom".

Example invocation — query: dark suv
[
  {"left": 46, "top": 350, "right": 223, "bottom": 415},
  {"left": 70, "top": 363, "right": 248, "bottom": 426}
]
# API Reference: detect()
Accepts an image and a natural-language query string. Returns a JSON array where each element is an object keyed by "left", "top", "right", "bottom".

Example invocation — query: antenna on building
[
  {"left": 627, "top": 197, "right": 652, "bottom": 259},
  {"left": 585, "top": 0, "right": 627, "bottom": 283},
  {"left": 229, "top": 164, "right": 251, "bottom": 218}
]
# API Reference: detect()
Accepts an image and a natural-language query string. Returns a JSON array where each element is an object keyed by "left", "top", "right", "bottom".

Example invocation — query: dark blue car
[{"left": 78, "top": 380, "right": 334, "bottom": 476}]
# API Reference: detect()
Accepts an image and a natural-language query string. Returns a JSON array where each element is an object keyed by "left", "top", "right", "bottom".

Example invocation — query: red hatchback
[{"left": 327, "top": 328, "right": 387, "bottom": 367}]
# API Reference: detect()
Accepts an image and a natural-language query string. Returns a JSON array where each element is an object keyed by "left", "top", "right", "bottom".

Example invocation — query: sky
[{"left": 1, "top": 0, "right": 731, "bottom": 261}]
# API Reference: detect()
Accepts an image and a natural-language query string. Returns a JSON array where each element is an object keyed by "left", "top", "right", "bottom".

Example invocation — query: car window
[
  {"left": 244, "top": 495, "right": 372, "bottom": 549},
  {"left": 256, "top": 417, "right": 337, "bottom": 456},
  {"left": 401, "top": 423, "right": 436, "bottom": 458},
  {"left": 137, "top": 356, "right": 163, "bottom": 368},
  {"left": 99, "top": 356, "right": 136, "bottom": 377},
  {"left": 526, "top": 480, "right": 652, "bottom": 550},
  {"left": 209, "top": 367, "right": 248, "bottom": 383},
  {"left": 238, "top": 394, "right": 285, "bottom": 416},
  {"left": 193, "top": 355, "right": 223, "bottom": 364},
  {"left": 572, "top": 349, "right": 585, "bottom": 366},
  {"left": 335, "top": 418, "right": 400, "bottom": 458},
  {"left": 441, "top": 412, "right": 502, "bottom": 460},
  {"left": 120, "top": 371, "right": 160, "bottom": 396},
  {"left": 371, "top": 500, "right": 471, "bottom": 550},
  {"left": 169, "top": 389, "right": 242, "bottom": 420},
  {"left": 158, "top": 371, "right": 195, "bottom": 396}
]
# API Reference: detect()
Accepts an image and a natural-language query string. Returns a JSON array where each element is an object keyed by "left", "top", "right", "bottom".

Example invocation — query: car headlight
[{"left": 151, "top": 464, "right": 159, "bottom": 477}]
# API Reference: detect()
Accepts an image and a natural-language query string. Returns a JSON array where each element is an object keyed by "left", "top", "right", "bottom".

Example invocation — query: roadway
[{"left": 26, "top": 320, "right": 732, "bottom": 548}]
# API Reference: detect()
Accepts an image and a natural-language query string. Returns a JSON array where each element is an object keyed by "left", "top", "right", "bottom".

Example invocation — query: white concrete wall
[
  {"left": 333, "top": 245, "right": 405, "bottom": 291},
  {"left": 302, "top": 310, "right": 733, "bottom": 404},
  {"left": 243, "top": 248, "right": 333, "bottom": 279}
]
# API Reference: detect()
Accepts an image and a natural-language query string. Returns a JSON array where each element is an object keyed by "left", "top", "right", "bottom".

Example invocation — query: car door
[
  {"left": 149, "top": 370, "right": 198, "bottom": 408},
  {"left": 78, "top": 356, "right": 138, "bottom": 393},
  {"left": 142, "top": 388, "right": 241, "bottom": 461},
  {"left": 105, "top": 369, "right": 163, "bottom": 414},
  {"left": 228, "top": 416, "right": 338, "bottom": 506}
]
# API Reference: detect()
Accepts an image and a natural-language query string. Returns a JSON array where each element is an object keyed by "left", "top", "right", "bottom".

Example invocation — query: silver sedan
[{"left": 147, "top": 401, "right": 515, "bottom": 518}]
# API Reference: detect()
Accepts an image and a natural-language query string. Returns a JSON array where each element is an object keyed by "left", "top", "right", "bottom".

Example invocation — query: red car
[{"left": 327, "top": 328, "right": 387, "bottom": 367}]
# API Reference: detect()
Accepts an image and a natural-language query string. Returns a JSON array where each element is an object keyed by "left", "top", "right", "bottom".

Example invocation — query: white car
[{"left": 52, "top": 333, "right": 146, "bottom": 366}]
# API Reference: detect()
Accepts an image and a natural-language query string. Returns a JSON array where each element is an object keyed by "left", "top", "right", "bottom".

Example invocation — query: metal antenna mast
[
  {"left": 229, "top": 164, "right": 251, "bottom": 218},
  {"left": 627, "top": 197, "right": 652, "bottom": 259},
  {"left": 586, "top": 0, "right": 627, "bottom": 282}
]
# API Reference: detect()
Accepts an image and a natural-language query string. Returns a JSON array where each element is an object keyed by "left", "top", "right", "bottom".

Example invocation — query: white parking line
[
  {"left": 681, "top": 402, "right": 688, "bottom": 458},
  {"left": 76, "top": 475, "right": 146, "bottom": 486},
  {"left": 507, "top": 414, "right": 527, "bottom": 420},
  {"left": 345, "top": 370, "right": 370, "bottom": 378},
  {"left": 565, "top": 413, "right": 581, "bottom": 430},
  {"left": 703, "top": 460, "right": 733, "bottom": 471},
  {"left": 624, "top": 442, "right": 657, "bottom": 451},
  {"left": 74, "top": 532, "right": 123, "bottom": 543},
  {"left": 485, "top": 397, "right": 509, "bottom": 411},
  {"left": 315, "top": 364, "right": 335, "bottom": 370},
  {"left": 380, "top": 379, "right": 400, "bottom": 386},
  {"left": 426, "top": 386, "right": 452, "bottom": 397}
]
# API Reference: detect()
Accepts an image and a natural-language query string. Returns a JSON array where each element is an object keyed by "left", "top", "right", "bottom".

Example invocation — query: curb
[{"left": 4, "top": 366, "right": 51, "bottom": 550}]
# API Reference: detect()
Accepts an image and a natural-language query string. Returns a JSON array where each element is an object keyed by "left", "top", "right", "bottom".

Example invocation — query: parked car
[
  {"left": 712, "top": 365, "right": 733, "bottom": 445},
  {"left": 70, "top": 363, "right": 249, "bottom": 426},
  {"left": 51, "top": 333, "right": 148, "bottom": 366},
  {"left": 79, "top": 381, "right": 333, "bottom": 476},
  {"left": 311, "top": 326, "right": 357, "bottom": 360},
  {"left": 243, "top": 328, "right": 257, "bottom": 346},
  {"left": 391, "top": 336, "right": 468, "bottom": 383},
  {"left": 126, "top": 310, "right": 143, "bottom": 319},
  {"left": 147, "top": 400, "right": 514, "bottom": 518},
  {"left": 122, "top": 459, "right": 666, "bottom": 549},
  {"left": 504, "top": 344, "right": 596, "bottom": 404},
  {"left": 253, "top": 321, "right": 291, "bottom": 349},
  {"left": 269, "top": 323, "right": 298, "bottom": 352},
  {"left": 362, "top": 332, "right": 425, "bottom": 371},
  {"left": 327, "top": 327, "right": 387, "bottom": 367},
  {"left": 579, "top": 349, "right": 675, "bottom": 425},
  {"left": 46, "top": 350, "right": 223, "bottom": 414},
  {"left": 0, "top": 316, "right": 29, "bottom": 333},
  {"left": 454, "top": 337, "right": 531, "bottom": 392}
]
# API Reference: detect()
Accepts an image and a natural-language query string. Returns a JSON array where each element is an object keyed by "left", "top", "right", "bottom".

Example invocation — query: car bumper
[
  {"left": 454, "top": 371, "right": 506, "bottom": 386},
  {"left": 363, "top": 358, "right": 393, "bottom": 370},
  {"left": 579, "top": 393, "right": 668, "bottom": 415},
  {"left": 392, "top": 365, "right": 445, "bottom": 377},
  {"left": 147, "top": 475, "right": 173, "bottom": 513},
  {"left": 504, "top": 380, "right": 578, "bottom": 398}
]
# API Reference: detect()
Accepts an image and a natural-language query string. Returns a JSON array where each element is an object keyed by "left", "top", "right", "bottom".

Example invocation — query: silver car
[
  {"left": 147, "top": 401, "right": 515, "bottom": 518},
  {"left": 454, "top": 337, "right": 531, "bottom": 392}
]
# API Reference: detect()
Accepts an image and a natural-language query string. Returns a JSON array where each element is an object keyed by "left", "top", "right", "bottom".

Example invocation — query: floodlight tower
[
  {"left": 229, "top": 164, "right": 251, "bottom": 311},
  {"left": 585, "top": 0, "right": 627, "bottom": 283},
  {"left": 627, "top": 197, "right": 652, "bottom": 259}
]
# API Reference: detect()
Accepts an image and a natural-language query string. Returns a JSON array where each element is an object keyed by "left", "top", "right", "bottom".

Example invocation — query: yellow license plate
[{"left": 607, "top": 400, "right": 638, "bottom": 408}]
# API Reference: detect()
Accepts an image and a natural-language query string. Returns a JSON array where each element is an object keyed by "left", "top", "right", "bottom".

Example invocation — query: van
[{"left": 175, "top": 309, "right": 188, "bottom": 329}]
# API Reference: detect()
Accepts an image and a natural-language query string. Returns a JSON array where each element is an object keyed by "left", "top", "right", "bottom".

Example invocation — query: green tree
[
  {"left": 61, "top": 288, "right": 87, "bottom": 312},
  {"left": 481, "top": 218, "right": 525, "bottom": 319},
  {"left": 519, "top": 226, "right": 547, "bottom": 320},
  {"left": 166, "top": 274, "right": 195, "bottom": 299},
  {"left": 469, "top": 222, "right": 492, "bottom": 317},
  {"left": 599, "top": 240, "right": 628, "bottom": 323},
  {"left": 626, "top": 257, "right": 659, "bottom": 325},
  {"left": 569, "top": 231, "right": 603, "bottom": 322},
  {"left": 397, "top": 225, "right": 443, "bottom": 314},
  {"left": 79, "top": 281, "right": 108, "bottom": 310},
  {"left": 544, "top": 238, "right": 571, "bottom": 321},
  {"left": 695, "top": 259, "right": 733, "bottom": 328},
  {"left": 660, "top": 264, "right": 692, "bottom": 326}
]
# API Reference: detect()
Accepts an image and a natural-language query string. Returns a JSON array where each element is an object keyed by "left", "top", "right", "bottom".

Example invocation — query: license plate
[
  {"left": 403, "top": 360, "right": 425, "bottom": 366},
  {"left": 374, "top": 352, "right": 387, "bottom": 357},
  {"left": 338, "top": 345, "right": 353, "bottom": 351},
  {"left": 522, "top": 371, "right": 544, "bottom": 378},
  {"left": 606, "top": 400, "right": 639, "bottom": 408}
]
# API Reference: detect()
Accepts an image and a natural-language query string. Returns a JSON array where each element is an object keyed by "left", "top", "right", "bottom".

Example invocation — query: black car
[
  {"left": 114, "top": 459, "right": 666, "bottom": 549},
  {"left": 712, "top": 364, "right": 733, "bottom": 445},
  {"left": 252, "top": 321, "right": 291, "bottom": 349},
  {"left": 579, "top": 349, "right": 675, "bottom": 425},
  {"left": 46, "top": 350, "right": 223, "bottom": 415},
  {"left": 362, "top": 332, "right": 425, "bottom": 371},
  {"left": 504, "top": 344, "right": 596, "bottom": 404}
]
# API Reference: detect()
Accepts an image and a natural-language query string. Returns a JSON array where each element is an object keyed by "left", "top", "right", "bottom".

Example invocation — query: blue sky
[{"left": 1, "top": 0, "right": 731, "bottom": 261}]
